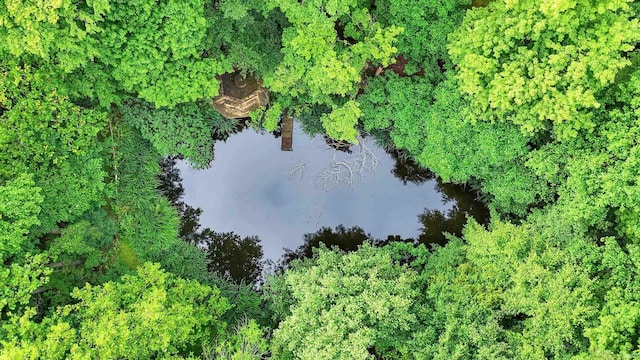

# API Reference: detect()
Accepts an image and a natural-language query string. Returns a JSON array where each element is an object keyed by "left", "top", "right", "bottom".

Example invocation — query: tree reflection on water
[
  {"left": 158, "top": 157, "right": 264, "bottom": 285},
  {"left": 159, "top": 145, "right": 490, "bottom": 282},
  {"left": 274, "top": 154, "right": 490, "bottom": 271}
]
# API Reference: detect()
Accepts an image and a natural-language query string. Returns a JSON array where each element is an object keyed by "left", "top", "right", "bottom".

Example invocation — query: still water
[{"left": 175, "top": 123, "right": 457, "bottom": 262}]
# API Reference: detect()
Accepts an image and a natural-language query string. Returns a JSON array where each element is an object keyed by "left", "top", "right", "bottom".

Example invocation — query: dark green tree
[
  {"left": 121, "top": 100, "right": 237, "bottom": 168},
  {"left": 373, "top": 0, "right": 470, "bottom": 81},
  {"left": 359, "top": 73, "right": 544, "bottom": 215}
]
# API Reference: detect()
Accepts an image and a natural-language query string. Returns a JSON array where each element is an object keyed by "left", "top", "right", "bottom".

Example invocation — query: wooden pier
[{"left": 281, "top": 115, "right": 293, "bottom": 151}]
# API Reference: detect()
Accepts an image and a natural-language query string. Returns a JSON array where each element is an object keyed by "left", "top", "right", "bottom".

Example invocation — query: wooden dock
[{"left": 281, "top": 115, "right": 293, "bottom": 151}]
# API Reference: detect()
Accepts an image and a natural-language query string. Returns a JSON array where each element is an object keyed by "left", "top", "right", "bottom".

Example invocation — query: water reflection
[
  {"left": 274, "top": 180, "right": 489, "bottom": 270},
  {"left": 418, "top": 181, "right": 490, "bottom": 247},
  {"left": 199, "top": 229, "right": 263, "bottom": 284},
  {"left": 389, "top": 150, "right": 435, "bottom": 186},
  {"left": 278, "top": 225, "right": 373, "bottom": 271},
  {"left": 158, "top": 157, "right": 263, "bottom": 284},
  {"left": 166, "top": 122, "right": 490, "bottom": 273},
  {"left": 158, "top": 157, "right": 204, "bottom": 244},
  {"left": 175, "top": 123, "right": 448, "bottom": 261}
]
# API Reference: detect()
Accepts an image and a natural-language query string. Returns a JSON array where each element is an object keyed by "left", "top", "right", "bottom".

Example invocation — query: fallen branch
[{"left": 316, "top": 137, "right": 379, "bottom": 190}]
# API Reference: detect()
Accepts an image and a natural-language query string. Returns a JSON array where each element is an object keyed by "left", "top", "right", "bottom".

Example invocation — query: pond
[{"left": 171, "top": 122, "right": 489, "bottom": 273}]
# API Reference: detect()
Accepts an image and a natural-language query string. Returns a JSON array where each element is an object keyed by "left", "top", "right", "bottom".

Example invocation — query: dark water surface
[{"left": 175, "top": 123, "right": 463, "bottom": 262}]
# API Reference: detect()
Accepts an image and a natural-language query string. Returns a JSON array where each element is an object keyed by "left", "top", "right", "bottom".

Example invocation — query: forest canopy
[{"left": 2, "top": 0, "right": 640, "bottom": 358}]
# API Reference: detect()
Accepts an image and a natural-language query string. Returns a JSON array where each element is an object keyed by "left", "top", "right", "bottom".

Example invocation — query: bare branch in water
[
  {"left": 288, "top": 162, "right": 307, "bottom": 181},
  {"left": 316, "top": 137, "right": 379, "bottom": 191}
]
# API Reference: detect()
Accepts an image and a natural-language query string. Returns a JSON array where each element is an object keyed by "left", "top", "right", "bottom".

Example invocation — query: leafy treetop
[{"left": 448, "top": 0, "right": 640, "bottom": 139}]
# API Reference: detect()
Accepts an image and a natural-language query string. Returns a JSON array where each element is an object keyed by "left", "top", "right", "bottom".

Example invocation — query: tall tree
[
  {"left": 108, "top": 120, "right": 210, "bottom": 281},
  {"left": 0, "top": 0, "right": 110, "bottom": 72},
  {"left": 373, "top": 0, "right": 470, "bottom": 81},
  {"left": 359, "top": 73, "right": 545, "bottom": 215},
  {"left": 0, "top": 0, "right": 230, "bottom": 107},
  {"left": 261, "top": 0, "right": 402, "bottom": 142},
  {"left": 1, "top": 263, "right": 231, "bottom": 358},
  {"left": 524, "top": 64, "right": 640, "bottom": 241},
  {"left": 204, "top": 0, "right": 287, "bottom": 76},
  {"left": 0, "top": 174, "right": 50, "bottom": 317},
  {"left": 0, "top": 57, "right": 108, "bottom": 234},
  {"left": 266, "top": 243, "right": 422, "bottom": 359},
  {"left": 448, "top": 0, "right": 640, "bottom": 139},
  {"left": 120, "top": 100, "right": 237, "bottom": 168}
]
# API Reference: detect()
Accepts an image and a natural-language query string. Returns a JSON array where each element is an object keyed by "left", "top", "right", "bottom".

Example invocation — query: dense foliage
[{"left": 2, "top": 0, "right": 640, "bottom": 358}]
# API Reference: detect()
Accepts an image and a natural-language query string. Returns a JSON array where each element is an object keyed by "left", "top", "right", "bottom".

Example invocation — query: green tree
[
  {"left": 519, "top": 62, "right": 640, "bottom": 242},
  {"left": 76, "top": 0, "right": 230, "bottom": 106},
  {"left": 266, "top": 243, "right": 421, "bottom": 359},
  {"left": 1, "top": 0, "right": 230, "bottom": 107},
  {"left": 359, "top": 74, "right": 546, "bottom": 215},
  {"left": 0, "top": 57, "right": 108, "bottom": 233},
  {"left": 206, "top": 318, "right": 270, "bottom": 360},
  {"left": 1, "top": 263, "right": 231, "bottom": 359},
  {"left": 404, "top": 215, "right": 604, "bottom": 359},
  {"left": 582, "top": 238, "right": 640, "bottom": 357},
  {"left": 448, "top": 0, "right": 640, "bottom": 139},
  {"left": 261, "top": 0, "right": 402, "bottom": 142},
  {"left": 373, "top": 0, "right": 470, "bottom": 80},
  {"left": 120, "top": 100, "right": 237, "bottom": 168},
  {"left": 0, "top": 174, "right": 43, "bottom": 260},
  {"left": 42, "top": 210, "right": 117, "bottom": 309},
  {"left": 108, "top": 120, "right": 210, "bottom": 281},
  {"left": 0, "top": 41, "right": 112, "bottom": 329},
  {"left": 204, "top": 0, "right": 286, "bottom": 76},
  {"left": 0, "top": 174, "right": 50, "bottom": 316},
  {"left": 0, "top": 0, "right": 110, "bottom": 72}
]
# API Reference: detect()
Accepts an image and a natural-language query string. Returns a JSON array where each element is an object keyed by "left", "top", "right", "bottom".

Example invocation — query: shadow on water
[
  {"left": 416, "top": 183, "right": 490, "bottom": 249},
  {"left": 388, "top": 149, "right": 435, "bottom": 186},
  {"left": 270, "top": 225, "right": 374, "bottom": 273}
]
